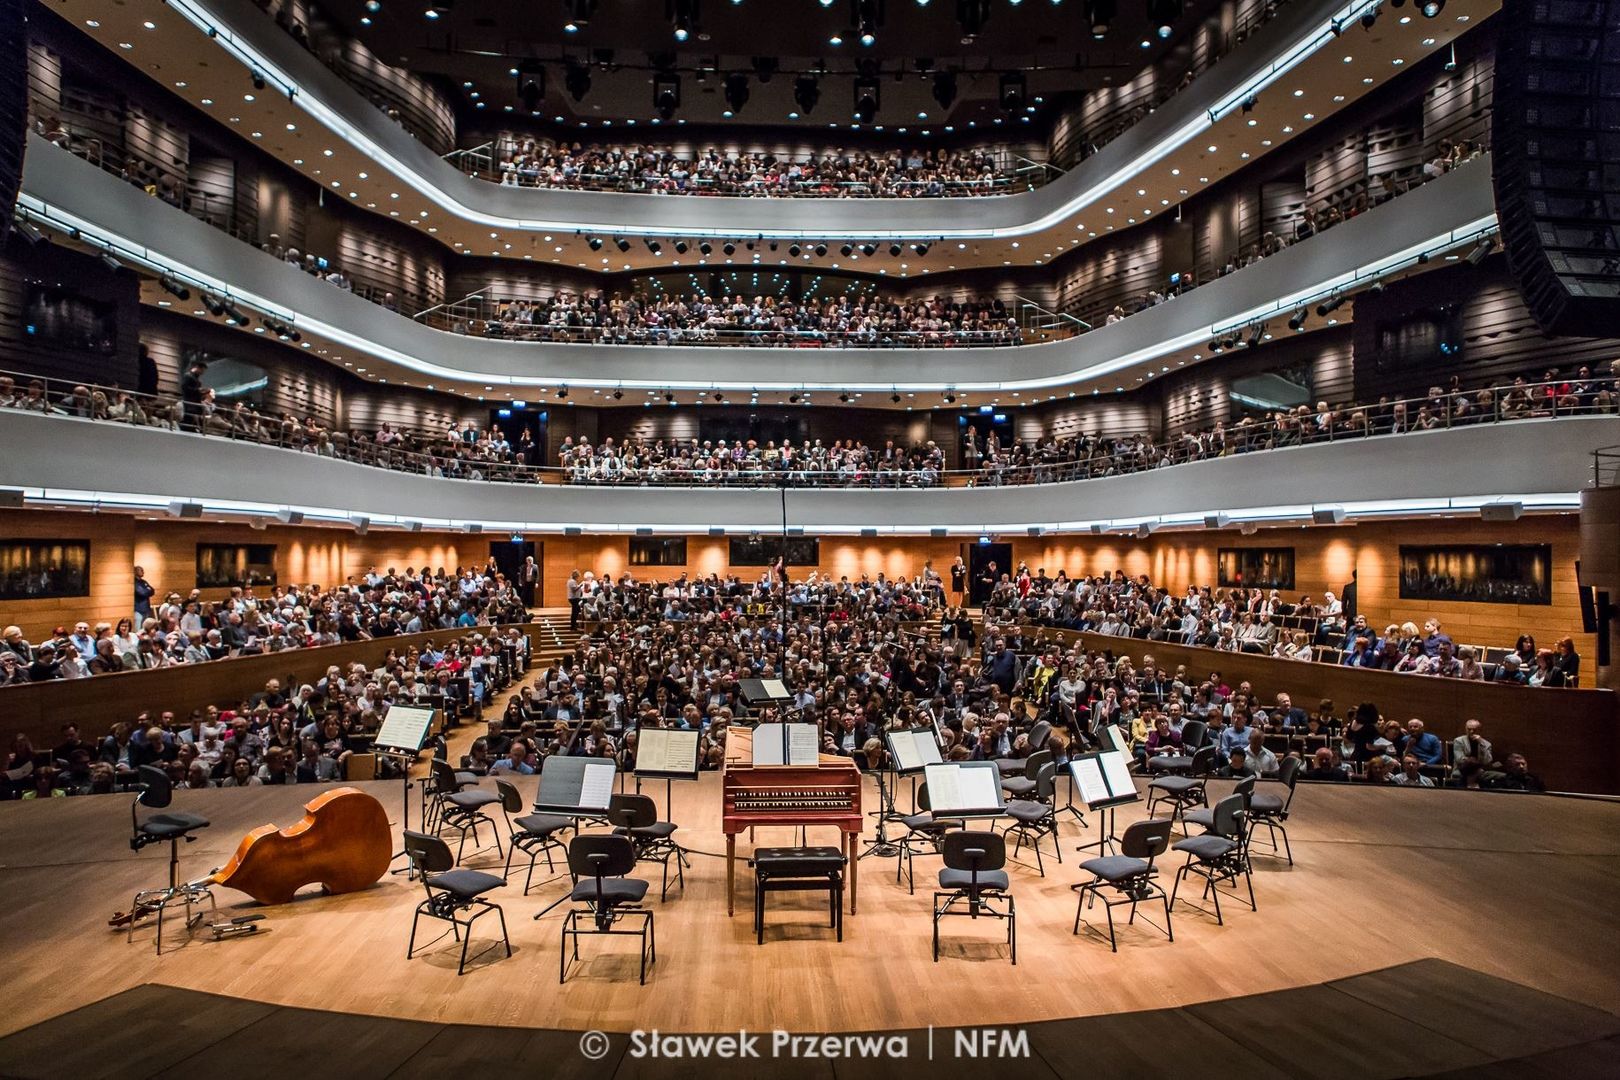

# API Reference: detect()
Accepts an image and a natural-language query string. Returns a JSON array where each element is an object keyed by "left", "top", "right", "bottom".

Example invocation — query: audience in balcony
[
  {"left": 488, "top": 140, "right": 1019, "bottom": 197},
  {"left": 468, "top": 290, "right": 1021, "bottom": 347},
  {"left": 0, "top": 566, "right": 528, "bottom": 687},
  {"left": 557, "top": 435, "right": 947, "bottom": 486}
]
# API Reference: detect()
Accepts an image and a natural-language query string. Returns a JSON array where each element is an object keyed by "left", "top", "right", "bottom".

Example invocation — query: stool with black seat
[
  {"left": 126, "top": 764, "right": 214, "bottom": 954},
  {"left": 560, "top": 834, "right": 655, "bottom": 985},
  {"left": 1169, "top": 793, "right": 1255, "bottom": 925},
  {"left": 1247, "top": 756, "right": 1302, "bottom": 864},
  {"left": 1072, "top": 818, "right": 1174, "bottom": 951},
  {"left": 430, "top": 759, "right": 503, "bottom": 862},
  {"left": 1182, "top": 773, "right": 1255, "bottom": 833},
  {"left": 1146, "top": 745, "right": 1217, "bottom": 830},
  {"left": 896, "top": 782, "right": 964, "bottom": 894},
  {"left": 1002, "top": 762, "right": 1061, "bottom": 876},
  {"left": 608, "top": 792, "right": 686, "bottom": 901},
  {"left": 1000, "top": 749, "right": 1052, "bottom": 800},
  {"left": 932, "top": 831, "right": 1016, "bottom": 964},
  {"left": 750, "top": 846, "right": 846, "bottom": 944},
  {"left": 403, "top": 829, "right": 511, "bottom": 975},
  {"left": 497, "top": 779, "right": 571, "bottom": 894}
]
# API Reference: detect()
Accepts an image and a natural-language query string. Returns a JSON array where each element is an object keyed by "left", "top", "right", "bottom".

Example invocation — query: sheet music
[
  {"left": 925, "top": 763, "right": 1002, "bottom": 813},
  {"left": 787, "top": 723, "right": 820, "bottom": 765},
  {"left": 1071, "top": 757, "right": 1112, "bottom": 805},
  {"left": 1100, "top": 750, "right": 1138, "bottom": 801},
  {"left": 925, "top": 763, "right": 962, "bottom": 809},
  {"left": 579, "top": 761, "right": 616, "bottom": 810},
  {"left": 374, "top": 705, "right": 435, "bottom": 753},
  {"left": 889, "top": 729, "right": 943, "bottom": 772},
  {"left": 760, "top": 678, "right": 789, "bottom": 699},
  {"left": 636, "top": 729, "right": 700, "bottom": 777},
  {"left": 1102, "top": 724, "right": 1130, "bottom": 754}
]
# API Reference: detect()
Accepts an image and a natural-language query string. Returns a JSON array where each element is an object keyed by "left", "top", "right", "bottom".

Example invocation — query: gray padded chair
[
  {"left": 1169, "top": 793, "right": 1255, "bottom": 924},
  {"left": 560, "top": 834, "right": 654, "bottom": 985},
  {"left": 1072, "top": 818, "right": 1175, "bottom": 951},
  {"left": 404, "top": 829, "right": 510, "bottom": 975},
  {"left": 932, "top": 831, "right": 1016, "bottom": 965},
  {"left": 498, "top": 779, "right": 572, "bottom": 894},
  {"left": 1002, "top": 762, "right": 1062, "bottom": 876}
]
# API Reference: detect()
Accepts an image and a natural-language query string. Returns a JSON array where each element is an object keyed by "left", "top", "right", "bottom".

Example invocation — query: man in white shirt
[
  {"left": 1392, "top": 755, "right": 1435, "bottom": 787},
  {"left": 1245, "top": 729, "right": 1279, "bottom": 776}
]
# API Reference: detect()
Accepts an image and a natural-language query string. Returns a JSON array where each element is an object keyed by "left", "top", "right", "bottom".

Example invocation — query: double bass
[{"left": 210, "top": 787, "right": 393, "bottom": 905}]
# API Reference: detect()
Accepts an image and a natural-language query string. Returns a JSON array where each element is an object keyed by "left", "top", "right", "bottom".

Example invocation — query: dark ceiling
[{"left": 319, "top": 0, "right": 1222, "bottom": 130}]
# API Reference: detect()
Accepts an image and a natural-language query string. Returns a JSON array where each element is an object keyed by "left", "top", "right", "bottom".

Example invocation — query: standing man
[
  {"left": 180, "top": 361, "right": 205, "bottom": 433},
  {"left": 566, "top": 570, "right": 582, "bottom": 630},
  {"left": 134, "top": 566, "right": 156, "bottom": 624},
  {"left": 520, "top": 556, "right": 539, "bottom": 608}
]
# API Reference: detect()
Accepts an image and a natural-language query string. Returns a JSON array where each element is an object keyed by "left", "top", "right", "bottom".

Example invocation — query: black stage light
[
  {"left": 723, "top": 72, "right": 750, "bottom": 114},
  {"left": 653, "top": 72, "right": 680, "bottom": 120},
  {"left": 615, "top": 237, "right": 632, "bottom": 252},
  {"left": 888, "top": 243, "right": 902, "bottom": 256},
  {"left": 588, "top": 236, "right": 604, "bottom": 250},
  {"left": 998, "top": 72, "right": 1026, "bottom": 113},
  {"left": 932, "top": 70, "right": 958, "bottom": 109},
  {"left": 794, "top": 74, "right": 821, "bottom": 115},
  {"left": 564, "top": 60, "right": 591, "bottom": 102},
  {"left": 814, "top": 243, "right": 827, "bottom": 257},
  {"left": 1086, "top": 0, "right": 1115, "bottom": 37},
  {"left": 853, "top": 77, "right": 879, "bottom": 123}
]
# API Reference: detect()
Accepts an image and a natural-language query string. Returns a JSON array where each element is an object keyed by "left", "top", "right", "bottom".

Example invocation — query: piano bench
[{"left": 750, "top": 847, "right": 847, "bottom": 945}]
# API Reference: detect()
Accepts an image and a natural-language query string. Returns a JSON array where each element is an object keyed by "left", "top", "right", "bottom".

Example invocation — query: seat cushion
[
  {"left": 628, "top": 821, "right": 677, "bottom": 839},
  {"left": 1005, "top": 800, "right": 1049, "bottom": 824},
  {"left": 1249, "top": 792, "right": 1285, "bottom": 814},
  {"left": 447, "top": 789, "right": 502, "bottom": 810},
  {"left": 1182, "top": 807, "right": 1216, "bottom": 830},
  {"left": 1001, "top": 777, "right": 1037, "bottom": 797},
  {"left": 995, "top": 759, "right": 1029, "bottom": 776},
  {"left": 514, "top": 813, "right": 571, "bottom": 836},
  {"left": 569, "top": 877, "right": 650, "bottom": 904},
  {"left": 427, "top": 868, "right": 505, "bottom": 900},
  {"left": 1079, "top": 855, "right": 1151, "bottom": 882},
  {"left": 1173, "top": 834, "right": 1237, "bottom": 860},
  {"left": 1148, "top": 755, "right": 1193, "bottom": 773},
  {"left": 453, "top": 771, "right": 479, "bottom": 788},
  {"left": 939, "top": 867, "right": 1010, "bottom": 891},
  {"left": 1148, "top": 775, "right": 1197, "bottom": 794},
  {"left": 139, "top": 812, "right": 210, "bottom": 837},
  {"left": 903, "top": 813, "right": 957, "bottom": 833}
]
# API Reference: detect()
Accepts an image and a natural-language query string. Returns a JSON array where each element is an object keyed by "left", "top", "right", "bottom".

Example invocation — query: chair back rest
[
  {"left": 429, "top": 758, "right": 458, "bottom": 791},
  {"left": 1277, "top": 754, "right": 1302, "bottom": 793},
  {"left": 943, "top": 830, "right": 1006, "bottom": 873},
  {"left": 608, "top": 792, "right": 658, "bottom": 829},
  {"left": 136, "top": 764, "right": 173, "bottom": 809},
  {"left": 496, "top": 778, "right": 524, "bottom": 813},
  {"left": 1231, "top": 774, "right": 1257, "bottom": 806},
  {"left": 1023, "top": 748, "right": 1053, "bottom": 780},
  {"left": 1121, "top": 818, "right": 1173, "bottom": 862},
  {"left": 568, "top": 833, "right": 636, "bottom": 879},
  {"left": 1181, "top": 719, "right": 1209, "bottom": 750},
  {"left": 1211, "top": 793, "right": 1247, "bottom": 839},
  {"left": 1027, "top": 720, "right": 1052, "bottom": 751},
  {"left": 1189, "top": 745, "right": 1218, "bottom": 778},
  {"left": 916, "top": 782, "right": 934, "bottom": 813},
  {"left": 1035, "top": 762, "right": 1058, "bottom": 801},
  {"left": 404, "top": 829, "right": 454, "bottom": 874}
]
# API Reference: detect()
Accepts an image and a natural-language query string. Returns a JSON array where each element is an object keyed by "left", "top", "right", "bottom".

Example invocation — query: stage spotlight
[
  {"left": 789, "top": 243, "right": 802, "bottom": 257},
  {"left": 564, "top": 59, "right": 591, "bottom": 102},
  {"left": 856, "top": 0, "right": 880, "bottom": 45},
  {"left": 793, "top": 74, "right": 821, "bottom": 114},
  {"left": 998, "top": 72, "right": 1026, "bottom": 113},
  {"left": 724, "top": 72, "right": 750, "bottom": 114},
  {"left": 723, "top": 241, "right": 736, "bottom": 255},
  {"left": 674, "top": 239, "right": 689, "bottom": 254},
  {"left": 1466, "top": 236, "right": 1495, "bottom": 265},
  {"left": 839, "top": 393, "right": 851, "bottom": 403},
  {"left": 1288, "top": 306, "right": 1308, "bottom": 331},
  {"left": 646, "top": 240, "right": 662, "bottom": 255},
  {"left": 1241, "top": 95, "right": 1256, "bottom": 114},
  {"left": 853, "top": 77, "right": 879, "bottom": 123},
  {"left": 612, "top": 389, "right": 624, "bottom": 399},
  {"left": 1316, "top": 294, "right": 1345, "bottom": 317},
  {"left": 1209, "top": 338, "right": 1224, "bottom": 352},
  {"left": 203, "top": 293, "right": 227, "bottom": 317},
  {"left": 814, "top": 243, "right": 827, "bottom": 257},
  {"left": 840, "top": 243, "right": 854, "bottom": 256},
  {"left": 518, "top": 75, "right": 544, "bottom": 113},
  {"left": 861, "top": 243, "right": 877, "bottom": 256},
  {"left": 98, "top": 252, "right": 121, "bottom": 273},
  {"left": 653, "top": 71, "right": 681, "bottom": 119},
  {"left": 251, "top": 71, "right": 266, "bottom": 91},
  {"left": 1148, "top": 0, "right": 1181, "bottom": 37},
  {"left": 888, "top": 243, "right": 902, "bottom": 256},
  {"left": 588, "top": 236, "right": 603, "bottom": 250},
  {"left": 159, "top": 276, "right": 191, "bottom": 302},
  {"left": 956, "top": 0, "right": 991, "bottom": 40},
  {"left": 1421, "top": 0, "right": 1443, "bottom": 15},
  {"left": 700, "top": 241, "right": 713, "bottom": 255},
  {"left": 665, "top": 392, "right": 676, "bottom": 402},
  {"left": 557, "top": 387, "right": 569, "bottom": 399},
  {"left": 670, "top": 0, "right": 698, "bottom": 40},
  {"left": 564, "top": 0, "right": 595, "bottom": 30},
  {"left": 932, "top": 70, "right": 958, "bottom": 109},
  {"left": 1246, "top": 324, "right": 1264, "bottom": 348},
  {"left": 912, "top": 242, "right": 930, "bottom": 256},
  {"left": 891, "top": 393, "right": 902, "bottom": 403},
  {"left": 615, "top": 237, "right": 632, "bottom": 252},
  {"left": 752, "top": 56, "right": 779, "bottom": 83},
  {"left": 788, "top": 394, "right": 800, "bottom": 403},
  {"left": 1360, "top": 4, "right": 1379, "bottom": 28},
  {"left": 1085, "top": 0, "right": 1114, "bottom": 37},
  {"left": 943, "top": 392, "right": 957, "bottom": 403}
]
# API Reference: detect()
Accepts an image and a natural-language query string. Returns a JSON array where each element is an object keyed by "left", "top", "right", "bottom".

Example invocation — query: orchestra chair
[
  {"left": 896, "top": 783, "right": 964, "bottom": 895},
  {"left": 1147, "top": 720, "right": 1209, "bottom": 776},
  {"left": 1247, "top": 756, "right": 1302, "bottom": 865},
  {"left": 560, "top": 835, "right": 655, "bottom": 985},
  {"left": 1002, "top": 762, "right": 1062, "bottom": 876},
  {"left": 429, "top": 760, "right": 504, "bottom": 862},
  {"left": 402, "top": 830, "right": 511, "bottom": 976},
  {"left": 1146, "top": 746, "right": 1218, "bottom": 831},
  {"left": 127, "top": 764, "right": 214, "bottom": 954},
  {"left": 1182, "top": 774, "right": 1256, "bottom": 833},
  {"left": 932, "top": 831, "right": 1016, "bottom": 965},
  {"left": 1000, "top": 749, "right": 1052, "bottom": 799},
  {"left": 496, "top": 780, "right": 571, "bottom": 894},
  {"left": 421, "top": 757, "right": 481, "bottom": 833},
  {"left": 1072, "top": 819, "right": 1174, "bottom": 952},
  {"left": 1169, "top": 794, "right": 1255, "bottom": 925},
  {"left": 608, "top": 792, "right": 686, "bottom": 901}
]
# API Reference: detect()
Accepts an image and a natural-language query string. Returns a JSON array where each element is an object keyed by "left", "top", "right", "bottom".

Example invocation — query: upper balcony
[
  {"left": 52, "top": 0, "right": 1497, "bottom": 272},
  {"left": 18, "top": 131, "right": 1499, "bottom": 397}
]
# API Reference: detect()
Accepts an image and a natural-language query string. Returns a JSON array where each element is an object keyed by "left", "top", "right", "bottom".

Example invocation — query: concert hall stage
[{"left": 1, "top": 774, "right": 1617, "bottom": 1078}]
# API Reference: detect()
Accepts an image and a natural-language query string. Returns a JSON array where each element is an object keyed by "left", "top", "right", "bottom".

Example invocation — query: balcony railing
[{"left": 3, "top": 369, "right": 1613, "bottom": 492}]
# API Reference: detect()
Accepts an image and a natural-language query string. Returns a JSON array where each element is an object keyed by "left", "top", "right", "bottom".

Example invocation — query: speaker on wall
[
  {"left": 166, "top": 501, "right": 202, "bottom": 519},
  {"left": 0, "top": 0, "right": 26, "bottom": 247},
  {"left": 1491, "top": 0, "right": 1620, "bottom": 337},
  {"left": 1312, "top": 508, "right": 1346, "bottom": 525},
  {"left": 275, "top": 509, "right": 304, "bottom": 525},
  {"left": 1480, "top": 501, "right": 1525, "bottom": 522}
]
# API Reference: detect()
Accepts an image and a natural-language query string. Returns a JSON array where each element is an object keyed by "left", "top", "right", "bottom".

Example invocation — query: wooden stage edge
[{"left": 1, "top": 773, "right": 1618, "bottom": 1070}]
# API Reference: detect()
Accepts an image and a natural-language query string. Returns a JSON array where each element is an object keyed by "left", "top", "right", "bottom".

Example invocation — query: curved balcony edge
[
  {"left": 0, "top": 411, "right": 1606, "bottom": 533},
  {"left": 18, "top": 136, "right": 1498, "bottom": 393}
]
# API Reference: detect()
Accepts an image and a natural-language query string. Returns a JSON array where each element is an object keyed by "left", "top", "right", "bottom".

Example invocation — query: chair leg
[
  {"left": 1102, "top": 895, "right": 1116, "bottom": 952},
  {"left": 1008, "top": 895, "right": 1016, "bottom": 965},
  {"left": 407, "top": 908, "right": 421, "bottom": 959}
]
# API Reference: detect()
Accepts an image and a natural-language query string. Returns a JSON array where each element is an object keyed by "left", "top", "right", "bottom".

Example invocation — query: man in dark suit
[{"left": 985, "top": 638, "right": 1018, "bottom": 695}]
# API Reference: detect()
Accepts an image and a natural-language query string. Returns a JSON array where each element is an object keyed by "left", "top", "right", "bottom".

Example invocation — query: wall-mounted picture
[
  {"left": 0, "top": 541, "right": 91, "bottom": 600},
  {"left": 196, "top": 543, "right": 278, "bottom": 588},
  {"left": 629, "top": 536, "right": 688, "bottom": 567},
  {"left": 1217, "top": 547, "right": 1297, "bottom": 590},
  {"left": 1398, "top": 544, "right": 1552, "bottom": 605}
]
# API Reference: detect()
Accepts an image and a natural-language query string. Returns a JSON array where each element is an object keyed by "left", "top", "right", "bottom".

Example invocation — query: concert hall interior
[{"left": 1, "top": 0, "right": 1618, "bottom": 1077}]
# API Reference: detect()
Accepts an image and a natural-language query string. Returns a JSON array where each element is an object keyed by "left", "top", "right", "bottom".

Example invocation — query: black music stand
[
  {"left": 374, "top": 704, "right": 438, "bottom": 879},
  {"left": 630, "top": 728, "right": 700, "bottom": 873},
  {"left": 532, "top": 756, "right": 620, "bottom": 919},
  {"left": 1070, "top": 750, "right": 1140, "bottom": 858}
]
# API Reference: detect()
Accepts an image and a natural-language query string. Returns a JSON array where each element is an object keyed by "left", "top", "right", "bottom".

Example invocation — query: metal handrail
[
  {"left": 1594, "top": 446, "right": 1620, "bottom": 489},
  {"left": 3, "top": 368, "right": 1614, "bottom": 491},
  {"left": 413, "top": 290, "right": 487, "bottom": 322},
  {"left": 1014, "top": 294, "right": 1091, "bottom": 334}
]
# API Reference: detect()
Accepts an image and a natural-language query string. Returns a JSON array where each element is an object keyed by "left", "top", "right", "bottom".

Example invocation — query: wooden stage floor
[{"left": 1, "top": 772, "right": 1618, "bottom": 1074}]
